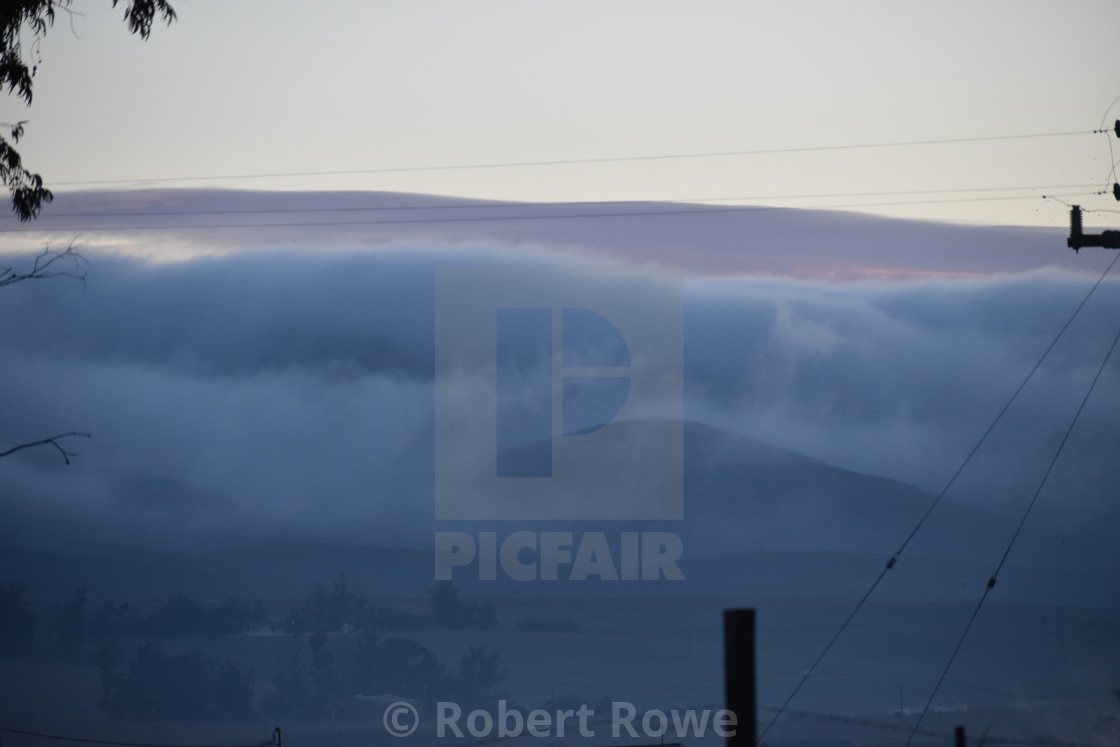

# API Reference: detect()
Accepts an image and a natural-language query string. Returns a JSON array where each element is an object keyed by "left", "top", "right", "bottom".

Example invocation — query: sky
[{"left": 4, "top": 0, "right": 1120, "bottom": 228}]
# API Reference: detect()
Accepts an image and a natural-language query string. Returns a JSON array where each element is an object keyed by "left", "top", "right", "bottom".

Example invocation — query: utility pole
[
  {"left": 1066, "top": 118, "right": 1120, "bottom": 251},
  {"left": 1067, "top": 205, "right": 1120, "bottom": 250},
  {"left": 723, "top": 609, "right": 757, "bottom": 747}
]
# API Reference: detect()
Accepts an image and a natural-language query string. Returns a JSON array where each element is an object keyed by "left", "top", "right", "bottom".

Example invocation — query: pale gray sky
[{"left": 6, "top": 0, "right": 1120, "bottom": 228}]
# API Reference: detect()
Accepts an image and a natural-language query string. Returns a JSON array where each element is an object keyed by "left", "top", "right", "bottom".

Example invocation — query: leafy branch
[{"left": 1, "top": 1, "right": 176, "bottom": 220}]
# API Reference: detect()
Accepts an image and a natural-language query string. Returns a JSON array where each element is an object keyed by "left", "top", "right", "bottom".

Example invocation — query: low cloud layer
[{"left": 1, "top": 196, "right": 1117, "bottom": 585}]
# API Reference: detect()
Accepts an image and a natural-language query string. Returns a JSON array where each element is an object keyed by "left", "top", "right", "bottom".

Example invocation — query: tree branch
[
  {"left": 3, "top": 0, "right": 175, "bottom": 219},
  {"left": 0, "top": 432, "right": 92, "bottom": 465},
  {"left": 0, "top": 237, "right": 85, "bottom": 287}
]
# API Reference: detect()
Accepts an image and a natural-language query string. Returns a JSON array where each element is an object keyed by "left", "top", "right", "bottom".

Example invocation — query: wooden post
[{"left": 724, "top": 609, "right": 757, "bottom": 747}]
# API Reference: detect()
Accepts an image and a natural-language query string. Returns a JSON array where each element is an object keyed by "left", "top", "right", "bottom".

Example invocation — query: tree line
[{"left": 0, "top": 577, "right": 504, "bottom": 720}]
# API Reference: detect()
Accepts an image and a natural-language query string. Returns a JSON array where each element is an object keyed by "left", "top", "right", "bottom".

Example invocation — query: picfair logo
[
  {"left": 435, "top": 265, "right": 682, "bottom": 521},
  {"left": 496, "top": 306, "right": 632, "bottom": 478}
]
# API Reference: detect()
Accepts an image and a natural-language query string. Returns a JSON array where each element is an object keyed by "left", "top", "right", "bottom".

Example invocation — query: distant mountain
[
  {"left": 683, "top": 420, "right": 934, "bottom": 554},
  {"left": 488, "top": 419, "right": 1002, "bottom": 557},
  {"left": 0, "top": 420, "right": 1112, "bottom": 604}
]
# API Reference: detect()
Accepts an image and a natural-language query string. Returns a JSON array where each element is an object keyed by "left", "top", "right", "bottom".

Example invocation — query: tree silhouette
[
  {"left": 427, "top": 581, "right": 498, "bottom": 629},
  {"left": 1, "top": 1, "right": 174, "bottom": 462},
  {"left": 352, "top": 635, "right": 451, "bottom": 702},
  {"left": 2, "top": 1, "right": 177, "bottom": 220},
  {"left": 213, "top": 659, "right": 256, "bottom": 719},
  {"left": 455, "top": 645, "right": 506, "bottom": 708},
  {"left": 261, "top": 640, "right": 310, "bottom": 720},
  {"left": 0, "top": 241, "right": 91, "bottom": 463},
  {"left": 53, "top": 587, "right": 87, "bottom": 662},
  {"left": 0, "top": 582, "right": 38, "bottom": 660},
  {"left": 100, "top": 643, "right": 255, "bottom": 720},
  {"left": 287, "top": 573, "right": 372, "bottom": 634}
]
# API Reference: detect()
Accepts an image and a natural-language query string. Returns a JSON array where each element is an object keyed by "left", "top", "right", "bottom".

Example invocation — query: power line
[
  {"left": 905, "top": 252, "right": 1120, "bottom": 746},
  {"left": 1, "top": 183, "right": 1101, "bottom": 222},
  {"left": 0, "top": 191, "right": 1105, "bottom": 235},
  {"left": 1098, "top": 92, "right": 1120, "bottom": 130},
  {"left": 761, "top": 705, "right": 1111, "bottom": 747},
  {"left": 0, "top": 726, "right": 274, "bottom": 747},
  {"left": 755, "top": 249, "right": 1120, "bottom": 745},
  {"left": 46, "top": 129, "right": 1097, "bottom": 187},
  {"left": 1102, "top": 129, "right": 1119, "bottom": 189},
  {"left": 758, "top": 705, "right": 950, "bottom": 740},
  {"left": 984, "top": 737, "right": 1120, "bottom": 747},
  {"left": 809, "top": 190, "right": 1101, "bottom": 211},
  {"left": 0, "top": 202, "right": 770, "bottom": 233}
]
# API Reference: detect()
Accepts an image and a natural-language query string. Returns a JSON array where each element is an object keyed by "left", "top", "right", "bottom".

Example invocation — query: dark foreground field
[{"left": 2, "top": 595, "right": 1118, "bottom": 747}]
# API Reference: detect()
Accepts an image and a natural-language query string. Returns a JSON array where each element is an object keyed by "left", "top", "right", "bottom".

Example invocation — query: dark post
[
  {"left": 954, "top": 724, "right": 966, "bottom": 747},
  {"left": 724, "top": 609, "right": 757, "bottom": 747}
]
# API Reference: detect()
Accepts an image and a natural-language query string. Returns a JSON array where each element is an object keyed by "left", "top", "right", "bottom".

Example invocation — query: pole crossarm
[{"left": 1068, "top": 206, "right": 1120, "bottom": 250}]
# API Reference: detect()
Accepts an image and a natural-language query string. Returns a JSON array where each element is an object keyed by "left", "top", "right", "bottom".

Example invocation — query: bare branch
[
  {"left": 0, "top": 432, "right": 92, "bottom": 465},
  {"left": 57, "top": 4, "right": 85, "bottom": 39},
  {"left": 0, "top": 237, "right": 86, "bottom": 287},
  {"left": 0, "top": 238, "right": 90, "bottom": 466}
]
